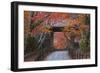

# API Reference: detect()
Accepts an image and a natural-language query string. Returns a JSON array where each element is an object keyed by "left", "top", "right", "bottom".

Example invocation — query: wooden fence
[{"left": 68, "top": 49, "right": 90, "bottom": 59}]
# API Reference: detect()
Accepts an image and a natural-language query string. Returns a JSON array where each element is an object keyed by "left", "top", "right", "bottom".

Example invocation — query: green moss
[{"left": 79, "top": 31, "right": 90, "bottom": 52}]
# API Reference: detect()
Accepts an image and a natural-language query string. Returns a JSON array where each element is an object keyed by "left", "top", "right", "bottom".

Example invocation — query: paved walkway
[{"left": 44, "top": 50, "right": 71, "bottom": 60}]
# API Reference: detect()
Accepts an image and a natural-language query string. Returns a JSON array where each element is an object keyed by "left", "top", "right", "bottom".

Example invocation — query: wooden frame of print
[{"left": 11, "top": 1, "right": 97, "bottom": 72}]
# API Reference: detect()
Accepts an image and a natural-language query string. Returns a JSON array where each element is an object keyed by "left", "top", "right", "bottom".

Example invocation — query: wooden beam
[{"left": 52, "top": 27, "right": 64, "bottom": 32}]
